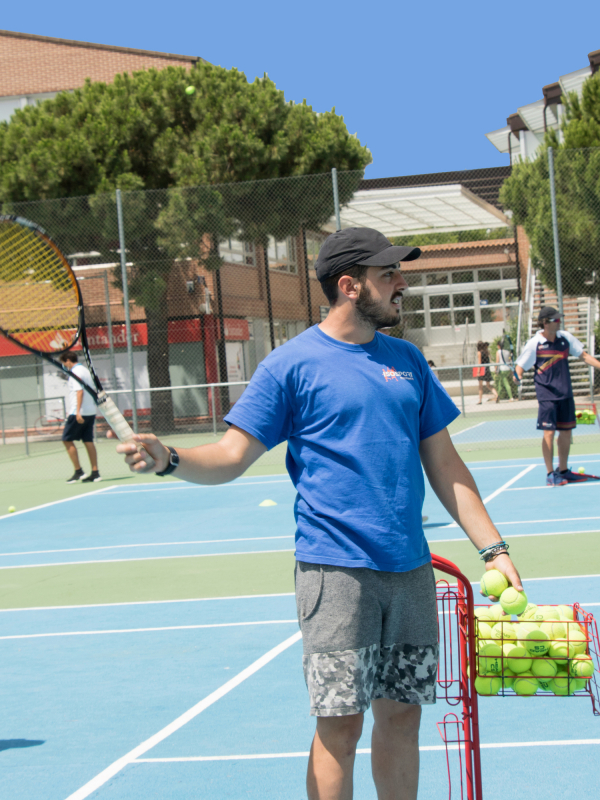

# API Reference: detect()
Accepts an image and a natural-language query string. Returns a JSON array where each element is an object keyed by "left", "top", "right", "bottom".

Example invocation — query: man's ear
[{"left": 337, "top": 275, "right": 360, "bottom": 300}]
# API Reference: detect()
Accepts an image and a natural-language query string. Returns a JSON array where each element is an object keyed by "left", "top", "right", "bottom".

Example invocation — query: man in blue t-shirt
[
  {"left": 516, "top": 306, "right": 600, "bottom": 486},
  {"left": 117, "top": 227, "right": 522, "bottom": 800}
]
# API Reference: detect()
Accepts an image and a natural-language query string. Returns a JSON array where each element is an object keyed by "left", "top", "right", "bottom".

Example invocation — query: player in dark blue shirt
[{"left": 516, "top": 306, "right": 600, "bottom": 485}]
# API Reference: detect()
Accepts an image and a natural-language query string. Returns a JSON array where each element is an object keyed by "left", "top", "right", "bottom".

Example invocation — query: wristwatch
[{"left": 155, "top": 445, "right": 179, "bottom": 476}]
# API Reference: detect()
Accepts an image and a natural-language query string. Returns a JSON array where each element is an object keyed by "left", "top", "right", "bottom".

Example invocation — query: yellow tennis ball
[
  {"left": 578, "top": 466, "right": 586, "bottom": 474},
  {"left": 185, "top": 85, "right": 196, "bottom": 95},
  {"left": 475, "top": 675, "right": 501, "bottom": 695},
  {"left": 516, "top": 622, "right": 550, "bottom": 656},
  {"left": 8, "top": 506, "right": 16, "bottom": 513},
  {"left": 477, "top": 642, "right": 503, "bottom": 676},
  {"left": 501, "top": 667, "right": 516, "bottom": 690},
  {"left": 491, "top": 621, "right": 517, "bottom": 643},
  {"left": 500, "top": 587, "right": 528, "bottom": 616},
  {"left": 518, "top": 603, "right": 539, "bottom": 621},
  {"left": 565, "top": 628, "right": 589, "bottom": 656},
  {"left": 548, "top": 638, "right": 572, "bottom": 664},
  {"left": 505, "top": 644, "right": 532, "bottom": 674},
  {"left": 540, "top": 620, "right": 567, "bottom": 641},
  {"left": 476, "top": 620, "right": 494, "bottom": 641},
  {"left": 513, "top": 674, "right": 539, "bottom": 695},
  {"left": 557, "top": 604, "right": 574, "bottom": 621},
  {"left": 550, "top": 675, "right": 577, "bottom": 696},
  {"left": 488, "top": 604, "right": 509, "bottom": 621},
  {"left": 531, "top": 657, "right": 558, "bottom": 680},
  {"left": 480, "top": 569, "right": 509, "bottom": 598},
  {"left": 474, "top": 607, "right": 495, "bottom": 621},
  {"left": 570, "top": 654, "right": 594, "bottom": 679}
]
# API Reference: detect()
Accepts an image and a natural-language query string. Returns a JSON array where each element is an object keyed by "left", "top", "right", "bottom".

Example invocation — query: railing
[{"left": 0, "top": 395, "right": 67, "bottom": 454}]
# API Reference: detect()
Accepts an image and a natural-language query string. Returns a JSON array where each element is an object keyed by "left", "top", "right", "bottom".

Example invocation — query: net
[{"left": 0, "top": 217, "right": 79, "bottom": 350}]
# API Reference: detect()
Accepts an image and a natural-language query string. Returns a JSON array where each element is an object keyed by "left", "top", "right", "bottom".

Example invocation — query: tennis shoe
[
  {"left": 546, "top": 471, "right": 567, "bottom": 487},
  {"left": 66, "top": 469, "right": 84, "bottom": 484},
  {"left": 81, "top": 471, "right": 102, "bottom": 483},
  {"left": 558, "top": 469, "right": 587, "bottom": 483}
]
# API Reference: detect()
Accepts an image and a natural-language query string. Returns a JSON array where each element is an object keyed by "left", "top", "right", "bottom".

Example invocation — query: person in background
[
  {"left": 476, "top": 341, "right": 498, "bottom": 404},
  {"left": 60, "top": 352, "right": 101, "bottom": 483},
  {"left": 495, "top": 340, "right": 514, "bottom": 401},
  {"left": 515, "top": 306, "right": 600, "bottom": 486}
]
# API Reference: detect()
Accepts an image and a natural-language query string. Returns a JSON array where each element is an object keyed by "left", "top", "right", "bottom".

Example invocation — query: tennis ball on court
[
  {"left": 491, "top": 621, "right": 517, "bottom": 642},
  {"left": 570, "top": 654, "right": 594, "bottom": 679},
  {"left": 185, "top": 85, "right": 196, "bottom": 95},
  {"left": 475, "top": 675, "right": 501, "bottom": 695},
  {"left": 557, "top": 604, "right": 574, "bottom": 621},
  {"left": 548, "top": 638, "right": 572, "bottom": 664},
  {"left": 505, "top": 644, "right": 532, "bottom": 674},
  {"left": 540, "top": 620, "right": 567, "bottom": 641},
  {"left": 518, "top": 603, "right": 539, "bottom": 621},
  {"left": 8, "top": 506, "right": 16, "bottom": 513},
  {"left": 513, "top": 674, "right": 539, "bottom": 695},
  {"left": 517, "top": 623, "right": 550, "bottom": 656},
  {"left": 480, "top": 569, "right": 509, "bottom": 598},
  {"left": 578, "top": 467, "right": 586, "bottom": 474},
  {"left": 500, "top": 587, "right": 528, "bottom": 616},
  {"left": 477, "top": 642, "right": 503, "bottom": 676},
  {"left": 531, "top": 657, "right": 558, "bottom": 680}
]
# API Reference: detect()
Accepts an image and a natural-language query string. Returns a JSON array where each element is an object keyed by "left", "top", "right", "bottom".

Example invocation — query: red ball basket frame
[{"left": 432, "top": 554, "right": 600, "bottom": 800}]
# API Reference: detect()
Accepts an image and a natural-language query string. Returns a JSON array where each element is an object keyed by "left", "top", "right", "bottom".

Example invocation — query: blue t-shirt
[{"left": 224, "top": 325, "right": 460, "bottom": 572}]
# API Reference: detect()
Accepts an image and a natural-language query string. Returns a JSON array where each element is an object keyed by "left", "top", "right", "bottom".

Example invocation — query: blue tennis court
[{"left": 1, "top": 455, "right": 599, "bottom": 799}]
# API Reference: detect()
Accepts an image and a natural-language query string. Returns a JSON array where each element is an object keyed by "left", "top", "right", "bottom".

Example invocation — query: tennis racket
[
  {"left": 500, "top": 333, "right": 520, "bottom": 384},
  {"left": 0, "top": 214, "right": 155, "bottom": 466}
]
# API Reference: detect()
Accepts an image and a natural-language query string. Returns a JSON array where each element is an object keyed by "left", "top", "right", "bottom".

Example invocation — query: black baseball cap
[
  {"left": 538, "top": 306, "right": 560, "bottom": 324},
  {"left": 315, "top": 227, "right": 421, "bottom": 282}
]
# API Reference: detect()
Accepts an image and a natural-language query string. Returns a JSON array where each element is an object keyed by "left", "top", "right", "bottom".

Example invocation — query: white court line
[
  {"left": 0, "top": 535, "right": 295, "bottom": 558},
  {"left": 431, "top": 529, "right": 600, "bottom": 543},
  {"left": 0, "top": 485, "right": 113, "bottom": 521},
  {"left": 450, "top": 422, "right": 486, "bottom": 438},
  {"left": 108, "top": 479, "right": 291, "bottom": 495},
  {"left": 446, "top": 464, "right": 536, "bottom": 528},
  {"left": 506, "top": 481, "right": 600, "bottom": 492},
  {"left": 0, "top": 548, "right": 295, "bottom": 570},
  {"left": 136, "top": 739, "right": 600, "bottom": 762},
  {"left": 0, "top": 619, "right": 298, "bottom": 640},
  {"left": 0, "top": 592, "right": 295, "bottom": 613},
  {"left": 62, "top": 631, "right": 302, "bottom": 800}
]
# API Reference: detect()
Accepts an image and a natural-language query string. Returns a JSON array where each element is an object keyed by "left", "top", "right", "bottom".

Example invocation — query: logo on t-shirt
[{"left": 382, "top": 366, "right": 414, "bottom": 382}]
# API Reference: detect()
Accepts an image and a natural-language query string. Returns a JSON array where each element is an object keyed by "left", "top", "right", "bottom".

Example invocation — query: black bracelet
[
  {"left": 478, "top": 541, "right": 508, "bottom": 555},
  {"left": 481, "top": 546, "right": 509, "bottom": 562}
]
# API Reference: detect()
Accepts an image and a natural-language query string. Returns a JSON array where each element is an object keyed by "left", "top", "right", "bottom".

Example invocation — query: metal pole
[
  {"left": 459, "top": 366, "right": 466, "bottom": 417},
  {"left": 103, "top": 270, "right": 117, "bottom": 397},
  {"left": 301, "top": 226, "right": 313, "bottom": 327},
  {"left": 1, "top": 403, "right": 4, "bottom": 446},
  {"left": 211, "top": 386, "right": 217, "bottom": 435},
  {"left": 547, "top": 147, "right": 564, "bottom": 318},
  {"left": 23, "top": 402, "right": 29, "bottom": 456},
  {"left": 115, "top": 189, "right": 139, "bottom": 433},
  {"left": 516, "top": 299, "right": 523, "bottom": 354},
  {"left": 263, "top": 246, "right": 276, "bottom": 351},
  {"left": 332, "top": 168, "right": 341, "bottom": 231}
]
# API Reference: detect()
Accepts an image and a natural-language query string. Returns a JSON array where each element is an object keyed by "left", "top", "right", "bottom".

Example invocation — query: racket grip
[{"left": 97, "top": 393, "right": 156, "bottom": 469}]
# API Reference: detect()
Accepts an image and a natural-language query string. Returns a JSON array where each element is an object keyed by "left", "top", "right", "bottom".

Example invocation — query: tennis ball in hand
[
  {"left": 570, "top": 654, "right": 594, "bottom": 678},
  {"left": 513, "top": 674, "right": 539, "bottom": 695},
  {"left": 480, "top": 569, "right": 509, "bottom": 598},
  {"left": 8, "top": 506, "right": 16, "bottom": 513},
  {"left": 500, "top": 587, "right": 528, "bottom": 616},
  {"left": 475, "top": 675, "right": 501, "bottom": 695},
  {"left": 185, "top": 85, "right": 196, "bottom": 95}
]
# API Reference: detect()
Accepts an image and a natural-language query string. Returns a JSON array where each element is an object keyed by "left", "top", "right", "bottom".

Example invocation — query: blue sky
[{"left": 3, "top": 1, "right": 600, "bottom": 178}]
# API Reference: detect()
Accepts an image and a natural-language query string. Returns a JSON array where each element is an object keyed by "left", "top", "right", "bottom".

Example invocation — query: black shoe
[
  {"left": 67, "top": 469, "right": 84, "bottom": 484},
  {"left": 81, "top": 470, "right": 102, "bottom": 483}
]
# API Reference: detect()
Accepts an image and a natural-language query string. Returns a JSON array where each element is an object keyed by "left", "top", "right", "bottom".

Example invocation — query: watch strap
[{"left": 155, "top": 445, "right": 179, "bottom": 476}]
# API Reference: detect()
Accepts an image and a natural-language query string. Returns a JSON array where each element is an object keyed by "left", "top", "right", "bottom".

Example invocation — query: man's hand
[
  {"left": 76, "top": 413, "right": 84, "bottom": 424},
  {"left": 108, "top": 431, "right": 169, "bottom": 474},
  {"left": 482, "top": 553, "right": 523, "bottom": 601}
]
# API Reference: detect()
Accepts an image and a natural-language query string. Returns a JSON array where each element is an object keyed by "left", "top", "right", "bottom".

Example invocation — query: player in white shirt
[
  {"left": 59, "top": 352, "right": 101, "bottom": 483},
  {"left": 515, "top": 306, "right": 600, "bottom": 486}
]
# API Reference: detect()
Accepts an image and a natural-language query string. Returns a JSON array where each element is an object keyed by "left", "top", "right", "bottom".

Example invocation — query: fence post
[
  {"left": 547, "top": 147, "right": 564, "bottom": 319},
  {"left": 211, "top": 386, "right": 217, "bottom": 435},
  {"left": 115, "top": 188, "right": 139, "bottom": 434},
  {"left": 103, "top": 270, "right": 118, "bottom": 397},
  {"left": 262, "top": 246, "right": 276, "bottom": 351},
  {"left": 301, "top": 226, "right": 313, "bottom": 327},
  {"left": 23, "top": 402, "right": 29, "bottom": 456},
  {"left": 1, "top": 402, "right": 4, "bottom": 446},
  {"left": 459, "top": 366, "right": 466, "bottom": 417},
  {"left": 332, "top": 168, "right": 341, "bottom": 231}
]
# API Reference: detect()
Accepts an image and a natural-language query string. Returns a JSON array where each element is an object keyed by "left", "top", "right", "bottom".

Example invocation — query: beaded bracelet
[
  {"left": 478, "top": 541, "right": 508, "bottom": 555},
  {"left": 481, "top": 547, "right": 509, "bottom": 563}
]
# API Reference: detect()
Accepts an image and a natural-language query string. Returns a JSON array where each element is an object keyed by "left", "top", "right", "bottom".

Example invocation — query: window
[
  {"left": 453, "top": 293, "right": 474, "bottom": 309},
  {"left": 502, "top": 267, "right": 517, "bottom": 279},
  {"left": 402, "top": 295, "right": 423, "bottom": 312},
  {"left": 426, "top": 273, "right": 448, "bottom": 285},
  {"left": 479, "top": 289, "right": 502, "bottom": 306},
  {"left": 430, "top": 311, "right": 451, "bottom": 327},
  {"left": 430, "top": 294, "right": 450, "bottom": 309},
  {"left": 268, "top": 237, "right": 297, "bottom": 274},
  {"left": 401, "top": 295, "right": 425, "bottom": 328},
  {"left": 219, "top": 237, "right": 256, "bottom": 266},
  {"left": 478, "top": 269, "right": 501, "bottom": 282},
  {"left": 452, "top": 271, "right": 473, "bottom": 284},
  {"left": 403, "top": 273, "right": 423, "bottom": 286}
]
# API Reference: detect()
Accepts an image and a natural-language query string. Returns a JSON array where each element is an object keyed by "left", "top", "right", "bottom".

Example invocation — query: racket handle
[{"left": 97, "top": 392, "right": 156, "bottom": 469}]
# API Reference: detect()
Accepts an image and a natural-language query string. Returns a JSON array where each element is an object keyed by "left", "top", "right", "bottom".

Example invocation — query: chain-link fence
[{"left": 1, "top": 157, "right": 600, "bottom": 476}]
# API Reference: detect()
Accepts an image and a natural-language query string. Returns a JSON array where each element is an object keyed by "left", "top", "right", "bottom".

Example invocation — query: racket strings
[{"left": 0, "top": 221, "right": 79, "bottom": 351}]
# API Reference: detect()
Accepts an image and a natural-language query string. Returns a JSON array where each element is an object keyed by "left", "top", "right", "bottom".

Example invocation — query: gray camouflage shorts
[{"left": 295, "top": 561, "right": 439, "bottom": 717}]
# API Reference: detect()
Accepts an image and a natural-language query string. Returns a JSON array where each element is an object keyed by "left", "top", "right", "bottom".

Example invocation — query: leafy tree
[
  {"left": 0, "top": 64, "right": 371, "bottom": 430},
  {"left": 391, "top": 228, "right": 510, "bottom": 247},
  {"left": 499, "top": 71, "right": 600, "bottom": 299}
]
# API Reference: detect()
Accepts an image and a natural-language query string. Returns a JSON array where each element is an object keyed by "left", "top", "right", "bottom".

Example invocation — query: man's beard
[{"left": 355, "top": 283, "right": 401, "bottom": 329}]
